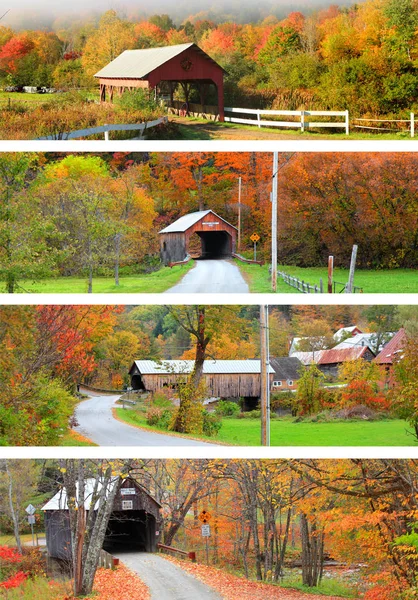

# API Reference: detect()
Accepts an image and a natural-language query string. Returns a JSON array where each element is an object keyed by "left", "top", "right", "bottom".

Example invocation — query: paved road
[
  {"left": 74, "top": 394, "right": 216, "bottom": 446},
  {"left": 166, "top": 259, "right": 249, "bottom": 293},
  {"left": 116, "top": 553, "right": 222, "bottom": 600}
]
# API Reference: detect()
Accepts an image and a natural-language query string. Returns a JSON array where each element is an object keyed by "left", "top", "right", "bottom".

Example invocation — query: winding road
[
  {"left": 166, "top": 259, "right": 249, "bottom": 293},
  {"left": 116, "top": 553, "right": 222, "bottom": 600},
  {"left": 74, "top": 393, "right": 216, "bottom": 447}
]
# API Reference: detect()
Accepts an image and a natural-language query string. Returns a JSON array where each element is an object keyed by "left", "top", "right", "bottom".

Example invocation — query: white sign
[
  {"left": 201, "top": 524, "right": 211, "bottom": 537},
  {"left": 122, "top": 500, "right": 133, "bottom": 510},
  {"left": 28, "top": 515, "right": 36, "bottom": 525},
  {"left": 202, "top": 222, "right": 219, "bottom": 226},
  {"left": 121, "top": 488, "right": 136, "bottom": 495},
  {"left": 25, "top": 504, "right": 36, "bottom": 515}
]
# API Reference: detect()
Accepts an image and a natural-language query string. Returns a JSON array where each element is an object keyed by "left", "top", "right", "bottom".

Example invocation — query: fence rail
[
  {"left": 224, "top": 107, "right": 349, "bottom": 134},
  {"left": 333, "top": 279, "right": 363, "bottom": 294},
  {"left": 98, "top": 550, "right": 115, "bottom": 569},
  {"left": 278, "top": 270, "right": 323, "bottom": 294},
  {"left": 36, "top": 116, "right": 168, "bottom": 140},
  {"left": 232, "top": 253, "right": 264, "bottom": 266},
  {"left": 168, "top": 254, "right": 193, "bottom": 268},
  {"left": 158, "top": 543, "right": 196, "bottom": 562},
  {"left": 352, "top": 113, "right": 415, "bottom": 137}
]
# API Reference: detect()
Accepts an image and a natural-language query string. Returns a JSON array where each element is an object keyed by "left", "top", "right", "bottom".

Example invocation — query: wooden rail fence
[
  {"left": 36, "top": 116, "right": 168, "bottom": 140},
  {"left": 225, "top": 107, "right": 349, "bottom": 134},
  {"left": 232, "top": 253, "right": 264, "bottom": 266},
  {"left": 278, "top": 270, "right": 323, "bottom": 294},
  {"left": 352, "top": 113, "right": 415, "bottom": 137},
  {"left": 98, "top": 549, "right": 116, "bottom": 569},
  {"left": 158, "top": 543, "right": 196, "bottom": 562}
]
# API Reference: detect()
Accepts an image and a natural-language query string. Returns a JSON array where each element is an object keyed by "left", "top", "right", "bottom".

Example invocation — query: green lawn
[
  {"left": 237, "top": 261, "right": 418, "bottom": 294},
  {"left": 115, "top": 408, "right": 416, "bottom": 446},
  {"left": 3, "top": 262, "right": 193, "bottom": 294}
]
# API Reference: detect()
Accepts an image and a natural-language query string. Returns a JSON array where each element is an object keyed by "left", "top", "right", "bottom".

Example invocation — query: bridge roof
[
  {"left": 159, "top": 209, "right": 237, "bottom": 234},
  {"left": 95, "top": 43, "right": 224, "bottom": 79},
  {"left": 132, "top": 359, "right": 273, "bottom": 375}
]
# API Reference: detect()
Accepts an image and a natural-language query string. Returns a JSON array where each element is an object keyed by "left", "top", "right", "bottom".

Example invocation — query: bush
[
  {"left": 202, "top": 411, "right": 222, "bottom": 437},
  {"left": 271, "top": 391, "right": 295, "bottom": 412},
  {"left": 118, "top": 89, "right": 160, "bottom": 112},
  {"left": 146, "top": 406, "right": 173, "bottom": 429},
  {"left": 238, "top": 410, "right": 261, "bottom": 419},
  {"left": 340, "top": 380, "right": 391, "bottom": 412},
  {"left": 215, "top": 400, "right": 241, "bottom": 417},
  {"left": 152, "top": 390, "right": 173, "bottom": 408}
]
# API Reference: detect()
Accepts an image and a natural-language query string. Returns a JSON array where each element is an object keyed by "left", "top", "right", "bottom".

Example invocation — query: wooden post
[
  {"left": 327, "top": 256, "right": 333, "bottom": 293},
  {"left": 271, "top": 152, "right": 278, "bottom": 292},
  {"left": 345, "top": 110, "right": 349, "bottom": 135},
  {"left": 346, "top": 244, "right": 358, "bottom": 293},
  {"left": 319, "top": 278, "right": 323, "bottom": 293},
  {"left": 257, "top": 110, "right": 261, "bottom": 128},
  {"left": 301, "top": 110, "right": 305, "bottom": 133},
  {"left": 260, "top": 305, "right": 270, "bottom": 447},
  {"left": 411, "top": 112, "right": 415, "bottom": 138}
]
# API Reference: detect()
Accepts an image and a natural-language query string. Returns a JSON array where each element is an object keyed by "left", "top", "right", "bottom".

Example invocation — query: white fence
[
  {"left": 36, "top": 116, "right": 168, "bottom": 140},
  {"left": 224, "top": 107, "right": 349, "bottom": 134},
  {"left": 352, "top": 113, "right": 415, "bottom": 137}
]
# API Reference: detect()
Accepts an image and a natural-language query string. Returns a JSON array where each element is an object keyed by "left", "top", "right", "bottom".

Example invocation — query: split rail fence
[
  {"left": 36, "top": 116, "right": 168, "bottom": 140},
  {"left": 278, "top": 271, "right": 363, "bottom": 294},
  {"left": 158, "top": 543, "right": 196, "bottom": 562}
]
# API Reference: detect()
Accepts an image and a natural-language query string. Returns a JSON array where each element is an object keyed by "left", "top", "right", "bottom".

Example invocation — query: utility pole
[
  {"left": 271, "top": 152, "right": 278, "bottom": 292},
  {"left": 237, "top": 176, "right": 242, "bottom": 251},
  {"left": 260, "top": 305, "right": 270, "bottom": 446}
]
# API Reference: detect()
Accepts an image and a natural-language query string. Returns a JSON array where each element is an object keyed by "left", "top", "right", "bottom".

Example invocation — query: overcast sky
[{"left": 1, "top": 0, "right": 357, "bottom": 29}]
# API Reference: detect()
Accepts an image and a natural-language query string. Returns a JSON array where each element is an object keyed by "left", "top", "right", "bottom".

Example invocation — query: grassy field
[
  {"left": 115, "top": 408, "right": 416, "bottom": 446},
  {"left": 60, "top": 430, "right": 96, "bottom": 446},
  {"left": 3, "top": 262, "right": 193, "bottom": 294},
  {"left": 237, "top": 261, "right": 418, "bottom": 294}
]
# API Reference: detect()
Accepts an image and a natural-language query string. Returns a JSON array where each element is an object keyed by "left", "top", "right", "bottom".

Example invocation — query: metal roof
[
  {"left": 159, "top": 209, "right": 237, "bottom": 234},
  {"left": 42, "top": 478, "right": 118, "bottom": 511},
  {"left": 292, "top": 346, "right": 374, "bottom": 366},
  {"left": 94, "top": 43, "right": 225, "bottom": 79},
  {"left": 334, "top": 325, "right": 363, "bottom": 340},
  {"left": 133, "top": 359, "right": 273, "bottom": 375},
  {"left": 375, "top": 328, "right": 407, "bottom": 364},
  {"left": 270, "top": 357, "right": 303, "bottom": 380}
]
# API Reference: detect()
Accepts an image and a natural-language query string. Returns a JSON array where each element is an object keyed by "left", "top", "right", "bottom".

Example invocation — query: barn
[
  {"left": 292, "top": 346, "right": 376, "bottom": 378},
  {"left": 159, "top": 209, "right": 237, "bottom": 265},
  {"left": 374, "top": 328, "right": 407, "bottom": 388},
  {"left": 42, "top": 477, "right": 162, "bottom": 560},
  {"left": 94, "top": 43, "right": 225, "bottom": 121},
  {"left": 129, "top": 359, "right": 274, "bottom": 407}
]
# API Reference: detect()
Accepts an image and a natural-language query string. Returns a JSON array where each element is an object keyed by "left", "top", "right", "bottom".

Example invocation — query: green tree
[{"left": 0, "top": 154, "right": 59, "bottom": 293}]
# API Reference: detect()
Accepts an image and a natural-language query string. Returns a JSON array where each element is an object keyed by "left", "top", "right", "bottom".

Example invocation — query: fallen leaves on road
[{"left": 162, "top": 556, "right": 346, "bottom": 600}]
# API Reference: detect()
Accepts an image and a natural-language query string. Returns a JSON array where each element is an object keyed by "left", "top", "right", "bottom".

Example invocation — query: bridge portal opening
[
  {"left": 131, "top": 374, "right": 145, "bottom": 390},
  {"left": 104, "top": 510, "right": 156, "bottom": 553},
  {"left": 196, "top": 231, "right": 232, "bottom": 259}
]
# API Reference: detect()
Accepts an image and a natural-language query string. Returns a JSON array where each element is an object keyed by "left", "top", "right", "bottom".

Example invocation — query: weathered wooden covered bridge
[
  {"left": 95, "top": 43, "right": 225, "bottom": 121},
  {"left": 159, "top": 209, "right": 238, "bottom": 265},
  {"left": 129, "top": 359, "right": 274, "bottom": 404},
  {"left": 42, "top": 477, "right": 162, "bottom": 559}
]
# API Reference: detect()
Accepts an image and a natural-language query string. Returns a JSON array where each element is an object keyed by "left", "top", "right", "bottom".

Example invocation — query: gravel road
[
  {"left": 116, "top": 553, "right": 222, "bottom": 600},
  {"left": 74, "top": 393, "right": 216, "bottom": 446},
  {"left": 166, "top": 259, "right": 249, "bottom": 293}
]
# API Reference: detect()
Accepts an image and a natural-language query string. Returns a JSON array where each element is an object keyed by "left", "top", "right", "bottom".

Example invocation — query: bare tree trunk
[
  {"left": 300, "top": 512, "right": 325, "bottom": 587},
  {"left": 4, "top": 460, "right": 22, "bottom": 553}
]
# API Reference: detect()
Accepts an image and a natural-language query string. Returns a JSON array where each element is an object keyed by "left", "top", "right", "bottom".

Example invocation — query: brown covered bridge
[{"left": 159, "top": 209, "right": 237, "bottom": 266}]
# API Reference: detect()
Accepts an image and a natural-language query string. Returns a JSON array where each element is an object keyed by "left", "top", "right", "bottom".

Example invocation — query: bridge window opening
[
  {"left": 104, "top": 510, "right": 156, "bottom": 553},
  {"left": 197, "top": 231, "right": 232, "bottom": 259}
]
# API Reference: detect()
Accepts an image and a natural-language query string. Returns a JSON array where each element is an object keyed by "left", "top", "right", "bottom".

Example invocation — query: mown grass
[
  {"left": 3, "top": 262, "right": 194, "bottom": 294},
  {"left": 114, "top": 408, "right": 416, "bottom": 446},
  {"left": 237, "top": 261, "right": 418, "bottom": 294},
  {"left": 280, "top": 576, "right": 358, "bottom": 597}
]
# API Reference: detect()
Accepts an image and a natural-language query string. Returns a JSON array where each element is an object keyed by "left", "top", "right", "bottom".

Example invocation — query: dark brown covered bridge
[
  {"left": 159, "top": 209, "right": 237, "bottom": 266},
  {"left": 94, "top": 43, "right": 225, "bottom": 121},
  {"left": 42, "top": 477, "right": 162, "bottom": 560}
]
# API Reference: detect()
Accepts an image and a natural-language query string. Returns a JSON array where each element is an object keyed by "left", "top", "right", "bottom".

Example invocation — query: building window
[
  {"left": 272, "top": 380, "right": 282, "bottom": 387},
  {"left": 287, "top": 380, "right": 293, "bottom": 386}
]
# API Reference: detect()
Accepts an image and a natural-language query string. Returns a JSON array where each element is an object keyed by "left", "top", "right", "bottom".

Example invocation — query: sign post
[
  {"left": 199, "top": 510, "right": 211, "bottom": 565},
  {"left": 250, "top": 233, "right": 260, "bottom": 261},
  {"left": 25, "top": 504, "right": 36, "bottom": 547}
]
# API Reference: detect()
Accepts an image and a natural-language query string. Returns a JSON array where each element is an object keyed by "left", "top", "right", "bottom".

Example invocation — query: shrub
[
  {"left": 215, "top": 400, "right": 241, "bottom": 417},
  {"left": 238, "top": 410, "right": 261, "bottom": 419},
  {"left": 152, "top": 390, "right": 173, "bottom": 408},
  {"left": 271, "top": 391, "right": 295, "bottom": 412},
  {"left": 340, "top": 380, "right": 391, "bottom": 412},
  {"left": 202, "top": 411, "right": 222, "bottom": 437},
  {"left": 146, "top": 406, "right": 173, "bottom": 429},
  {"left": 118, "top": 88, "right": 160, "bottom": 112}
]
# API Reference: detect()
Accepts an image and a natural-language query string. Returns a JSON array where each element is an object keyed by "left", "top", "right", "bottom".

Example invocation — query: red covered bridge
[{"left": 94, "top": 43, "right": 225, "bottom": 121}]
